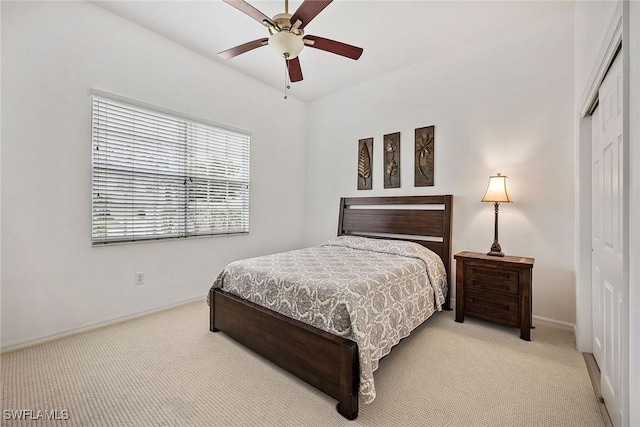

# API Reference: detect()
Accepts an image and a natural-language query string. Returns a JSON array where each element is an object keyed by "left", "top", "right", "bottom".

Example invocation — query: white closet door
[
  {"left": 591, "top": 106, "right": 604, "bottom": 368},
  {"left": 591, "top": 53, "right": 624, "bottom": 427}
]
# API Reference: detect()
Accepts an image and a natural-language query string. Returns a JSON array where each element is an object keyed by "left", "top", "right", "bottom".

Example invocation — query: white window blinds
[{"left": 91, "top": 95, "right": 250, "bottom": 244}]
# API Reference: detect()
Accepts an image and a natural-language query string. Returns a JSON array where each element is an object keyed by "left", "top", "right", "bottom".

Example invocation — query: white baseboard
[
  {"left": 449, "top": 297, "right": 575, "bottom": 332},
  {"left": 1, "top": 295, "right": 205, "bottom": 354},
  {"left": 532, "top": 315, "right": 575, "bottom": 332}
]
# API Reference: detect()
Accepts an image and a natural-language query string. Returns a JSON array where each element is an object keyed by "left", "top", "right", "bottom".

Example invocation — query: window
[{"left": 91, "top": 94, "right": 250, "bottom": 244}]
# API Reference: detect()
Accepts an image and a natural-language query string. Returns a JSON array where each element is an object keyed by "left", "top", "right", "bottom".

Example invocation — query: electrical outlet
[{"left": 135, "top": 272, "right": 145, "bottom": 285}]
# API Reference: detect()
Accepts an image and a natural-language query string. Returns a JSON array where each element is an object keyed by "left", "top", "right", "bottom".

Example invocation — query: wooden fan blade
[
  {"left": 287, "top": 57, "right": 303, "bottom": 82},
  {"left": 290, "top": 0, "right": 332, "bottom": 29},
  {"left": 304, "top": 35, "right": 363, "bottom": 60},
  {"left": 223, "top": 0, "right": 276, "bottom": 27},
  {"left": 218, "top": 38, "right": 268, "bottom": 59}
]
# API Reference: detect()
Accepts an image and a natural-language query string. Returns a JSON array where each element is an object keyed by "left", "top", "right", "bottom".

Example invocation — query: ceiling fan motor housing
[{"left": 269, "top": 13, "right": 301, "bottom": 33}]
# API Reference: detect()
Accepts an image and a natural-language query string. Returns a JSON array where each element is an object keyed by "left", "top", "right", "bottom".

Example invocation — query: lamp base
[{"left": 487, "top": 240, "right": 505, "bottom": 257}]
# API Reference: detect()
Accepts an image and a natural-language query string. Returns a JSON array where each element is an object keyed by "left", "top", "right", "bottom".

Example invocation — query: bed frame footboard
[{"left": 210, "top": 288, "right": 359, "bottom": 420}]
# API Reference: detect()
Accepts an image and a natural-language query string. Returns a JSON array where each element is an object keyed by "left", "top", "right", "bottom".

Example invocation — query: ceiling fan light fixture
[{"left": 269, "top": 31, "right": 304, "bottom": 59}]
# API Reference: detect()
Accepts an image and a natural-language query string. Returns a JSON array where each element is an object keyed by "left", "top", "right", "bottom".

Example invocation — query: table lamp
[{"left": 482, "top": 173, "right": 512, "bottom": 257}]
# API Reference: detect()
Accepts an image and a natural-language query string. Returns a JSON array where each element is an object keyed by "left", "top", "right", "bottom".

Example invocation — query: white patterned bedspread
[{"left": 209, "top": 236, "right": 447, "bottom": 404}]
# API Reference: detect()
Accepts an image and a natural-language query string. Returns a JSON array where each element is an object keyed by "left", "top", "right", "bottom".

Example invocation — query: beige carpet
[{"left": 1, "top": 301, "right": 604, "bottom": 426}]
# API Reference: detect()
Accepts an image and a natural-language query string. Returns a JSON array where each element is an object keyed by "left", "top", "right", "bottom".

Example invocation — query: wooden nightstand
[{"left": 454, "top": 251, "right": 535, "bottom": 341}]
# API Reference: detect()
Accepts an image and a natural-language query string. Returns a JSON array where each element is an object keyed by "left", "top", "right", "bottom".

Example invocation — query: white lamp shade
[
  {"left": 269, "top": 32, "right": 304, "bottom": 59},
  {"left": 482, "top": 174, "right": 513, "bottom": 203}
]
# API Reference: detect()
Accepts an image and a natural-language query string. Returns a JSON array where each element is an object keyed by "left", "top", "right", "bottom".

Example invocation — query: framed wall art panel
[
  {"left": 357, "top": 138, "right": 373, "bottom": 190},
  {"left": 414, "top": 126, "right": 435, "bottom": 187},
  {"left": 383, "top": 132, "right": 400, "bottom": 189}
]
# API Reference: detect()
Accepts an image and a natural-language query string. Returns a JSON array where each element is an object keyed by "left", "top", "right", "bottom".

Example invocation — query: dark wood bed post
[
  {"left": 337, "top": 197, "right": 347, "bottom": 236},
  {"left": 209, "top": 288, "right": 219, "bottom": 332},
  {"left": 337, "top": 340, "right": 359, "bottom": 419},
  {"left": 442, "top": 195, "right": 453, "bottom": 310}
]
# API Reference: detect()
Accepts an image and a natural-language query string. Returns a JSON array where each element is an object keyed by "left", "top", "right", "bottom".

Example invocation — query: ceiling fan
[{"left": 218, "top": 0, "right": 363, "bottom": 84}]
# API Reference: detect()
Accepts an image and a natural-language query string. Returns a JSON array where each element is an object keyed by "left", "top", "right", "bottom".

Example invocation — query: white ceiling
[{"left": 91, "top": 1, "right": 573, "bottom": 102}]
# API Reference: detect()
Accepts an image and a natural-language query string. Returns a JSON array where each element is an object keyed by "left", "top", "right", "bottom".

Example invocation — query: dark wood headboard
[{"left": 337, "top": 195, "right": 453, "bottom": 309}]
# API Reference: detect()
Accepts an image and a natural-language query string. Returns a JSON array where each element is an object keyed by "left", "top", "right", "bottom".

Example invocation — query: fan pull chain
[{"left": 284, "top": 54, "right": 291, "bottom": 100}]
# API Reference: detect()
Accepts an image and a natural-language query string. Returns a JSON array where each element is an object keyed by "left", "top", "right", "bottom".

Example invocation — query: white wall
[
  {"left": 575, "top": 0, "right": 621, "bottom": 105},
  {"left": 304, "top": 8, "right": 575, "bottom": 324},
  {"left": 0, "top": 1, "right": 306, "bottom": 350}
]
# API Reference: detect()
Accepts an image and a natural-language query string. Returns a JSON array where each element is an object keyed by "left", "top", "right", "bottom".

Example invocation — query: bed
[{"left": 208, "top": 195, "right": 453, "bottom": 420}]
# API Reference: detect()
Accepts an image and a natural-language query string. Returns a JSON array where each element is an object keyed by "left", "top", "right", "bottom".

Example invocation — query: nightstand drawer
[
  {"left": 465, "top": 265, "right": 519, "bottom": 295},
  {"left": 464, "top": 289, "right": 519, "bottom": 327}
]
